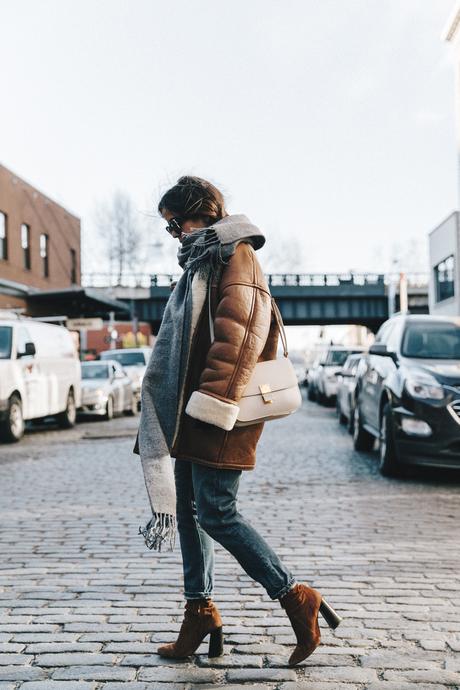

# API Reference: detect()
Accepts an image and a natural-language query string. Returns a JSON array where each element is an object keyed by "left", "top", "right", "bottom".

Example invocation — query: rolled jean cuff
[
  {"left": 271, "top": 578, "right": 298, "bottom": 600},
  {"left": 184, "top": 591, "right": 213, "bottom": 600}
]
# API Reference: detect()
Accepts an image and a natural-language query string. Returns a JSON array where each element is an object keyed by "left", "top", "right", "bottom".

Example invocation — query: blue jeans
[{"left": 174, "top": 458, "right": 297, "bottom": 601}]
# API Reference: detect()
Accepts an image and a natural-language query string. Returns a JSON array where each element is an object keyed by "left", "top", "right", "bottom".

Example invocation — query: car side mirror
[
  {"left": 18, "top": 341, "right": 36, "bottom": 358},
  {"left": 369, "top": 343, "right": 398, "bottom": 364}
]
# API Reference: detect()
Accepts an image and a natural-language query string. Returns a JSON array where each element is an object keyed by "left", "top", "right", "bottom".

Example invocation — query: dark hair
[{"left": 158, "top": 175, "right": 227, "bottom": 226}]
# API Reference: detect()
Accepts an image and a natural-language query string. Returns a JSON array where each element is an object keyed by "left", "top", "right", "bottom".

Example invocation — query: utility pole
[
  {"left": 399, "top": 272, "right": 408, "bottom": 314},
  {"left": 131, "top": 298, "right": 139, "bottom": 347},
  {"left": 108, "top": 310, "right": 117, "bottom": 350},
  {"left": 388, "top": 259, "right": 399, "bottom": 317}
]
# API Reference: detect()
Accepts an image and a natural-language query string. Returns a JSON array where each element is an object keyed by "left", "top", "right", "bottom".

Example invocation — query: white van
[{"left": 0, "top": 312, "right": 81, "bottom": 442}]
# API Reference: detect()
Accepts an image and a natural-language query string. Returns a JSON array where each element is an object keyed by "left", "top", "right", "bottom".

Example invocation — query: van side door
[{"left": 16, "top": 326, "right": 45, "bottom": 419}]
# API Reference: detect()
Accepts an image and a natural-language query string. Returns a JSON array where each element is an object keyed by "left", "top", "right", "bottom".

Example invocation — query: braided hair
[{"left": 158, "top": 176, "right": 227, "bottom": 227}]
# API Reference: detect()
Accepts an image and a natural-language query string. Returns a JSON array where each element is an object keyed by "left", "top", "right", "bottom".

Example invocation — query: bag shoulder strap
[{"left": 207, "top": 278, "right": 289, "bottom": 356}]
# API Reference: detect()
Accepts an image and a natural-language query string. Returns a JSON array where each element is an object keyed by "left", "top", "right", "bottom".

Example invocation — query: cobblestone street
[{"left": 1, "top": 390, "right": 460, "bottom": 690}]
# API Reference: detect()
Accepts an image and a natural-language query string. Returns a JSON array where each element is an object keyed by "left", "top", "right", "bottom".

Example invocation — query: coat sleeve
[{"left": 184, "top": 241, "right": 272, "bottom": 431}]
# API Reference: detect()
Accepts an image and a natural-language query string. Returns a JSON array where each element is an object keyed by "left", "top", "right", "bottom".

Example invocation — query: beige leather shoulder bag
[{"left": 207, "top": 279, "right": 303, "bottom": 427}]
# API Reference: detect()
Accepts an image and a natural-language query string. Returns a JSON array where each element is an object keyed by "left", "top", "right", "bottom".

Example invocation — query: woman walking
[{"left": 133, "top": 176, "right": 342, "bottom": 667}]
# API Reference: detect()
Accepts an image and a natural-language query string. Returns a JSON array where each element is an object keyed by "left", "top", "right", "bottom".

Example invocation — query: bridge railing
[
  {"left": 81, "top": 271, "right": 429, "bottom": 289},
  {"left": 266, "top": 273, "right": 385, "bottom": 286},
  {"left": 82, "top": 273, "right": 154, "bottom": 288}
]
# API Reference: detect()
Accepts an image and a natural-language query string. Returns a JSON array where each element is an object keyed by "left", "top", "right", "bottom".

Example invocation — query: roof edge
[{"left": 0, "top": 162, "right": 81, "bottom": 221}]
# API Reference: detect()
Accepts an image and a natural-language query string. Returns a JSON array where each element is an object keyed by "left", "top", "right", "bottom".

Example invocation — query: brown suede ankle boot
[
  {"left": 279, "top": 583, "right": 323, "bottom": 666},
  {"left": 157, "top": 598, "right": 224, "bottom": 659}
]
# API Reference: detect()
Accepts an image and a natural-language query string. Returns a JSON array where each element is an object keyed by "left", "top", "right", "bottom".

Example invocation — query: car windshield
[
  {"left": 326, "top": 350, "right": 357, "bottom": 366},
  {"left": 0, "top": 326, "right": 12, "bottom": 359},
  {"left": 401, "top": 322, "right": 460, "bottom": 359},
  {"left": 100, "top": 351, "right": 145, "bottom": 366},
  {"left": 82, "top": 364, "right": 110, "bottom": 379}
]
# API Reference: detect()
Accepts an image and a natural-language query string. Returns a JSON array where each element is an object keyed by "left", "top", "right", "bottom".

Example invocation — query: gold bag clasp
[{"left": 259, "top": 383, "right": 273, "bottom": 403}]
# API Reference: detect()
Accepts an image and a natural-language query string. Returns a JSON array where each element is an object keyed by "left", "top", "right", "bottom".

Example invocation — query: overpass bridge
[{"left": 82, "top": 272, "right": 429, "bottom": 334}]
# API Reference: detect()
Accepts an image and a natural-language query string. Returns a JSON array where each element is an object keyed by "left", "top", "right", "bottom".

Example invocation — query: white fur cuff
[{"left": 185, "top": 390, "right": 239, "bottom": 431}]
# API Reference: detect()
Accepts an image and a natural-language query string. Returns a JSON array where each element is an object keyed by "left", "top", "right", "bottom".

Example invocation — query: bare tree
[
  {"left": 389, "top": 237, "right": 428, "bottom": 275},
  {"left": 94, "top": 191, "right": 143, "bottom": 285},
  {"left": 368, "top": 237, "right": 428, "bottom": 276},
  {"left": 259, "top": 237, "right": 307, "bottom": 274}
]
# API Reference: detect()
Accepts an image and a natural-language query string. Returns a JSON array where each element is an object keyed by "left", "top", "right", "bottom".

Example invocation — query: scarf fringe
[{"left": 138, "top": 512, "right": 177, "bottom": 552}]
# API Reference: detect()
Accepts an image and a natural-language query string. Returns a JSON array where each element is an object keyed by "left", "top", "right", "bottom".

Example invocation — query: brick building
[
  {"left": 0, "top": 164, "right": 143, "bottom": 354},
  {"left": 0, "top": 163, "right": 81, "bottom": 310}
]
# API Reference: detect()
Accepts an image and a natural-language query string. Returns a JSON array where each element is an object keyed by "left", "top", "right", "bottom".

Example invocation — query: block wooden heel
[
  {"left": 157, "top": 598, "right": 223, "bottom": 659},
  {"left": 319, "top": 597, "right": 342, "bottom": 629},
  {"left": 208, "top": 626, "right": 223, "bottom": 657}
]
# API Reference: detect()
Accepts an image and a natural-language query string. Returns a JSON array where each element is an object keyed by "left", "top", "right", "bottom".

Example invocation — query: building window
[
  {"left": 40, "top": 233, "right": 49, "bottom": 277},
  {"left": 21, "top": 223, "right": 31, "bottom": 270},
  {"left": 0, "top": 211, "right": 8, "bottom": 260},
  {"left": 70, "top": 248, "right": 77, "bottom": 284},
  {"left": 434, "top": 255, "right": 455, "bottom": 302}
]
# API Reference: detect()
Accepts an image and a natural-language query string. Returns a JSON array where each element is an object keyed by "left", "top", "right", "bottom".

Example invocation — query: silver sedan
[{"left": 78, "top": 360, "right": 137, "bottom": 420}]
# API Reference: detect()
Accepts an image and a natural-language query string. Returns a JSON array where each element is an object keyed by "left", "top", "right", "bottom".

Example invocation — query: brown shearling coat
[{"left": 134, "top": 241, "right": 280, "bottom": 471}]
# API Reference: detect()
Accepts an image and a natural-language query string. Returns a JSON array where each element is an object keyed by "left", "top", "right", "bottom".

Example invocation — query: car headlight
[
  {"left": 405, "top": 374, "right": 444, "bottom": 400},
  {"left": 401, "top": 417, "right": 432, "bottom": 437}
]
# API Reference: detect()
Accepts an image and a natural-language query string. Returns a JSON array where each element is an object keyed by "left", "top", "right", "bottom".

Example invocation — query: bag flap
[{"left": 241, "top": 357, "right": 299, "bottom": 397}]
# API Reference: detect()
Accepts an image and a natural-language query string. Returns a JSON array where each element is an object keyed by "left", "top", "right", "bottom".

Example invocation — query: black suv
[{"left": 353, "top": 313, "right": 460, "bottom": 476}]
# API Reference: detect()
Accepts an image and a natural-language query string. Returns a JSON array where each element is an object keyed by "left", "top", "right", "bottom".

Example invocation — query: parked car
[
  {"left": 353, "top": 313, "right": 460, "bottom": 476},
  {"left": 313, "top": 346, "right": 365, "bottom": 405},
  {"left": 335, "top": 353, "right": 364, "bottom": 432},
  {"left": 0, "top": 312, "right": 81, "bottom": 442},
  {"left": 99, "top": 347, "right": 152, "bottom": 409},
  {"left": 78, "top": 360, "right": 137, "bottom": 419},
  {"left": 288, "top": 351, "right": 308, "bottom": 386},
  {"left": 306, "top": 354, "right": 323, "bottom": 401}
]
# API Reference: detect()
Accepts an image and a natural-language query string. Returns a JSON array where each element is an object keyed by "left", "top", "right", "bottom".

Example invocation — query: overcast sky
[{"left": 1, "top": 0, "right": 458, "bottom": 286}]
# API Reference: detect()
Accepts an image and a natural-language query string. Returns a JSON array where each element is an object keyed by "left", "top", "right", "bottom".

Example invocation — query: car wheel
[
  {"left": 104, "top": 396, "right": 114, "bottom": 420},
  {"left": 336, "top": 397, "right": 346, "bottom": 424},
  {"left": 317, "top": 390, "right": 326, "bottom": 405},
  {"left": 56, "top": 390, "right": 77, "bottom": 429},
  {"left": 379, "top": 403, "right": 401, "bottom": 477},
  {"left": 347, "top": 403, "right": 355, "bottom": 434},
  {"left": 125, "top": 394, "right": 138, "bottom": 416},
  {"left": 307, "top": 385, "right": 316, "bottom": 401},
  {"left": 353, "top": 402, "right": 375, "bottom": 451},
  {"left": 0, "top": 394, "right": 24, "bottom": 443}
]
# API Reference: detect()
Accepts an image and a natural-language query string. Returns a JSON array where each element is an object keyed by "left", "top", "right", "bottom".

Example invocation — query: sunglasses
[{"left": 165, "top": 217, "right": 184, "bottom": 238}]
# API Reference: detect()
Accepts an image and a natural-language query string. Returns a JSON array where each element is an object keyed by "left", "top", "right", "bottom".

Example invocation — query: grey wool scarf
[{"left": 136, "top": 214, "right": 266, "bottom": 552}]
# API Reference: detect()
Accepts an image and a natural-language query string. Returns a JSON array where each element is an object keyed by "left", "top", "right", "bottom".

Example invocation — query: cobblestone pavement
[{"left": 1, "top": 390, "right": 460, "bottom": 690}]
